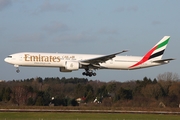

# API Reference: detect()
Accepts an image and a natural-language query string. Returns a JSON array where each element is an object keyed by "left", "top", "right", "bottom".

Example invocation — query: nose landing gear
[
  {"left": 14, "top": 65, "right": 20, "bottom": 73},
  {"left": 16, "top": 69, "right": 20, "bottom": 73}
]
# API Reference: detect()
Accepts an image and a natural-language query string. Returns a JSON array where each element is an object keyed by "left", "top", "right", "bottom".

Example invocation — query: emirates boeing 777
[{"left": 4, "top": 36, "right": 174, "bottom": 77}]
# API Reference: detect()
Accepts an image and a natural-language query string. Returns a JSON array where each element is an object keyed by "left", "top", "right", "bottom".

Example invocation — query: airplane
[{"left": 4, "top": 36, "right": 174, "bottom": 77}]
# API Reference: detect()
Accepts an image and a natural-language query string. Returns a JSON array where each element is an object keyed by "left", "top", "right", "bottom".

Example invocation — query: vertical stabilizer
[
  {"left": 147, "top": 36, "right": 170, "bottom": 61},
  {"left": 130, "top": 36, "right": 170, "bottom": 68}
]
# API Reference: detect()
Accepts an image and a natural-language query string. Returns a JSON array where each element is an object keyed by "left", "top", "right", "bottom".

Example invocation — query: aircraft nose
[
  {"left": 4, "top": 57, "right": 11, "bottom": 64},
  {"left": 4, "top": 58, "right": 8, "bottom": 62}
]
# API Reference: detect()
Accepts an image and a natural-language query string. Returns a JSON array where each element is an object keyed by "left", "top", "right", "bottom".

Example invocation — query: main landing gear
[{"left": 82, "top": 69, "right": 96, "bottom": 77}]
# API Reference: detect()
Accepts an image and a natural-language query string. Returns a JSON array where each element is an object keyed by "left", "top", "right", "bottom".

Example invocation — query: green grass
[{"left": 0, "top": 112, "right": 180, "bottom": 120}]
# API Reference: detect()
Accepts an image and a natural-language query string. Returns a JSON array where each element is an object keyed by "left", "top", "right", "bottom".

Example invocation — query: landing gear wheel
[
  {"left": 14, "top": 65, "right": 20, "bottom": 73},
  {"left": 93, "top": 73, "right": 96, "bottom": 76},
  {"left": 82, "top": 69, "right": 96, "bottom": 77},
  {"left": 16, "top": 69, "right": 20, "bottom": 73}
]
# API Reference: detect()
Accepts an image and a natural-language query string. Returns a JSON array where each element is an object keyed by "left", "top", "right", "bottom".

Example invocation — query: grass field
[{"left": 0, "top": 112, "right": 179, "bottom": 120}]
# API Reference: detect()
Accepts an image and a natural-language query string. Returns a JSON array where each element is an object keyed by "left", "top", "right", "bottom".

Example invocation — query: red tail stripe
[{"left": 130, "top": 45, "right": 157, "bottom": 68}]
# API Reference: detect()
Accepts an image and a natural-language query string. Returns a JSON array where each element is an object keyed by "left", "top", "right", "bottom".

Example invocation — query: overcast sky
[{"left": 0, "top": 0, "right": 179, "bottom": 82}]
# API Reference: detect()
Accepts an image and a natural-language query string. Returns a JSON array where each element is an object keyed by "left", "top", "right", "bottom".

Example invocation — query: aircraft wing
[
  {"left": 153, "top": 58, "right": 175, "bottom": 63},
  {"left": 80, "top": 50, "right": 128, "bottom": 65}
]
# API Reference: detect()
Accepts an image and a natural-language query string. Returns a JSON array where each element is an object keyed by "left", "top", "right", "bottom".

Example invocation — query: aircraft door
[{"left": 19, "top": 54, "right": 23, "bottom": 61}]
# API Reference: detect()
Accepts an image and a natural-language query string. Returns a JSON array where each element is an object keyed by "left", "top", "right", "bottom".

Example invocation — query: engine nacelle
[
  {"left": 59, "top": 67, "right": 72, "bottom": 72},
  {"left": 59, "top": 61, "right": 79, "bottom": 72},
  {"left": 65, "top": 61, "right": 79, "bottom": 70}
]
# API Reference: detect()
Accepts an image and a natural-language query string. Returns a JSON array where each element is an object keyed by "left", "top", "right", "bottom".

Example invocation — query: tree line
[{"left": 0, "top": 72, "right": 180, "bottom": 108}]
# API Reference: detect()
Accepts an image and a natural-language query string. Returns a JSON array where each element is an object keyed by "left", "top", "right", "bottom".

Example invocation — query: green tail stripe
[{"left": 157, "top": 38, "right": 170, "bottom": 49}]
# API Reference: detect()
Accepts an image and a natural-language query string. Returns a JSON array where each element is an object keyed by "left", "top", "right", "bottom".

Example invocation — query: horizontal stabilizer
[{"left": 153, "top": 58, "right": 175, "bottom": 63}]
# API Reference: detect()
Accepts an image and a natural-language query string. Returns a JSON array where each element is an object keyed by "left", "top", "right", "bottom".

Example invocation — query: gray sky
[{"left": 0, "top": 0, "right": 179, "bottom": 82}]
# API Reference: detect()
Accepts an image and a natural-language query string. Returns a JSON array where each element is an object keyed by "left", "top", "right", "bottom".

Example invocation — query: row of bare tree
[{"left": 0, "top": 72, "right": 179, "bottom": 107}]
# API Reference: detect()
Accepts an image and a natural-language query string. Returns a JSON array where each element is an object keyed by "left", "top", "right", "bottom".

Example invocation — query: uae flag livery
[{"left": 130, "top": 36, "right": 170, "bottom": 68}]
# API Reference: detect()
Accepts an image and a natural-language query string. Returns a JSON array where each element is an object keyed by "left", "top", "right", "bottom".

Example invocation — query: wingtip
[{"left": 123, "top": 50, "right": 128, "bottom": 52}]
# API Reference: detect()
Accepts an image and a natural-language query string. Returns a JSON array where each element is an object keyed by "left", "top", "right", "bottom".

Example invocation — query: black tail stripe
[{"left": 149, "top": 49, "right": 165, "bottom": 60}]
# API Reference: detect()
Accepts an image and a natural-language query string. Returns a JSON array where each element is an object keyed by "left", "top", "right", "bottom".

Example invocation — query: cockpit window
[{"left": 7, "top": 56, "right": 12, "bottom": 58}]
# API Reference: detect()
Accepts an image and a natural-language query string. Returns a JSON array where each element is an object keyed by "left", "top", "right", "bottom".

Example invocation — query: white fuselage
[
  {"left": 4, "top": 36, "right": 173, "bottom": 77},
  {"left": 4, "top": 52, "right": 164, "bottom": 70}
]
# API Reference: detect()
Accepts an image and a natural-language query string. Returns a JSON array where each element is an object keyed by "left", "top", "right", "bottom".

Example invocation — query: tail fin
[
  {"left": 130, "top": 36, "right": 170, "bottom": 68},
  {"left": 145, "top": 36, "right": 170, "bottom": 61}
]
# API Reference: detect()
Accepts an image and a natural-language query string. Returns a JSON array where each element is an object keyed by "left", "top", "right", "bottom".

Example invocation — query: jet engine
[{"left": 59, "top": 61, "right": 79, "bottom": 72}]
